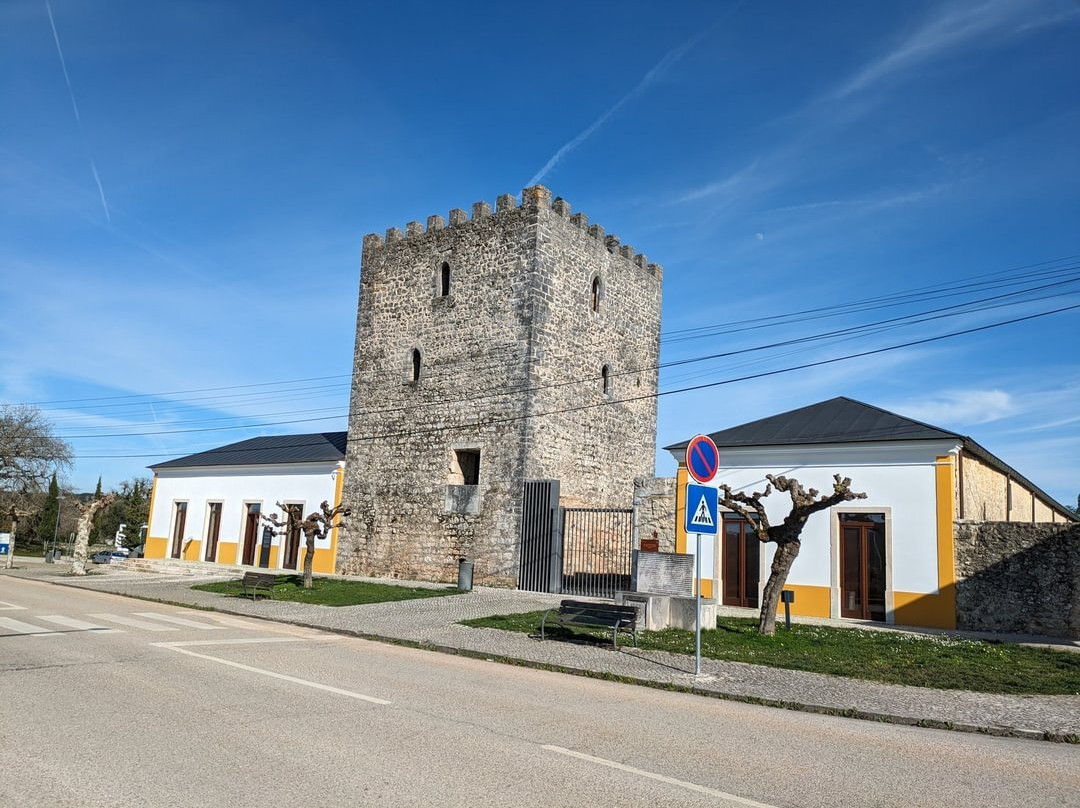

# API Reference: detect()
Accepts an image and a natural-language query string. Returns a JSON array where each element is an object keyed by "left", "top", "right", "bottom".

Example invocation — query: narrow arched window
[
  {"left": 601, "top": 364, "right": 612, "bottom": 396},
  {"left": 591, "top": 275, "right": 602, "bottom": 312},
  {"left": 411, "top": 349, "right": 421, "bottom": 382},
  {"left": 440, "top": 262, "right": 451, "bottom": 297}
]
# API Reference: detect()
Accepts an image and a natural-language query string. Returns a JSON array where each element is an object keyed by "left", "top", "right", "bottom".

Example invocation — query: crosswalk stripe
[
  {"left": 36, "top": 615, "right": 121, "bottom": 633},
  {"left": 0, "top": 616, "right": 61, "bottom": 636},
  {"left": 132, "top": 612, "right": 227, "bottom": 630},
  {"left": 88, "top": 613, "right": 179, "bottom": 632}
]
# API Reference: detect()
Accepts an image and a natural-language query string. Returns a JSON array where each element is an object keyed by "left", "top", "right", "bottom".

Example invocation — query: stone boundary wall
[
  {"left": 954, "top": 521, "right": 1079, "bottom": 638},
  {"left": 633, "top": 476, "right": 676, "bottom": 553}
]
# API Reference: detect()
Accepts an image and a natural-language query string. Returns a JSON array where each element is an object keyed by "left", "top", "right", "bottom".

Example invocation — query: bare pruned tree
[
  {"left": 719, "top": 474, "right": 866, "bottom": 635},
  {"left": 0, "top": 405, "right": 72, "bottom": 494},
  {"left": 266, "top": 500, "right": 349, "bottom": 589},
  {"left": 69, "top": 493, "right": 117, "bottom": 576}
]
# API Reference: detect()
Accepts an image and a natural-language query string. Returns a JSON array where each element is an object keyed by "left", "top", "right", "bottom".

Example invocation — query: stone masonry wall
[
  {"left": 526, "top": 192, "right": 661, "bottom": 508},
  {"left": 341, "top": 186, "right": 662, "bottom": 586},
  {"left": 633, "top": 477, "right": 677, "bottom": 553},
  {"left": 954, "top": 521, "right": 1080, "bottom": 638}
]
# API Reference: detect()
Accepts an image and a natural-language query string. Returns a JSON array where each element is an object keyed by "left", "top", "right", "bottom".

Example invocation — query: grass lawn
[
  {"left": 192, "top": 575, "right": 460, "bottom": 607},
  {"left": 460, "top": 611, "right": 1080, "bottom": 695}
]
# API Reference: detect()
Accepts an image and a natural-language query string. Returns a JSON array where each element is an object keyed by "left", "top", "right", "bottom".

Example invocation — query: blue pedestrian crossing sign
[{"left": 685, "top": 483, "right": 718, "bottom": 536}]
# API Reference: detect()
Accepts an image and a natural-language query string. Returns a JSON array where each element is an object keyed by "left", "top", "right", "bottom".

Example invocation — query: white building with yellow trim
[
  {"left": 665, "top": 398, "right": 1074, "bottom": 631},
  {"left": 144, "top": 432, "right": 346, "bottom": 574}
]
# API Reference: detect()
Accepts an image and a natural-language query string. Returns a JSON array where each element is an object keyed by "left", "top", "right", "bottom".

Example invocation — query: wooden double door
[
  {"left": 839, "top": 513, "right": 886, "bottom": 621},
  {"left": 722, "top": 517, "right": 759, "bottom": 608}
]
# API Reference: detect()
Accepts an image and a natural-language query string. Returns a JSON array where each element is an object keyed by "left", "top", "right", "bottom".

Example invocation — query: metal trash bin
[
  {"left": 457, "top": 558, "right": 474, "bottom": 592},
  {"left": 53, "top": 549, "right": 62, "bottom": 561}
]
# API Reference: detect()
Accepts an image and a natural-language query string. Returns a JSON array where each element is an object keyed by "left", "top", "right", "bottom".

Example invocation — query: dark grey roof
[
  {"left": 665, "top": 397, "right": 1074, "bottom": 519},
  {"left": 150, "top": 432, "right": 347, "bottom": 470},
  {"left": 664, "top": 397, "right": 960, "bottom": 451}
]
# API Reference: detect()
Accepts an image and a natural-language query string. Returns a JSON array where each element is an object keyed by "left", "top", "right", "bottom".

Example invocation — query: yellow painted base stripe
[
  {"left": 893, "top": 590, "right": 956, "bottom": 630},
  {"left": 771, "top": 584, "right": 830, "bottom": 619},
  {"left": 145, "top": 536, "right": 169, "bottom": 559},
  {"left": 217, "top": 542, "right": 238, "bottom": 565}
]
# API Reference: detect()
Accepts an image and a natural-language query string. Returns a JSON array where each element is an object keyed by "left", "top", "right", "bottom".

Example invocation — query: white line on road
[
  {"left": 133, "top": 612, "right": 228, "bottom": 630},
  {"left": 157, "top": 638, "right": 306, "bottom": 648},
  {"left": 0, "top": 616, "right": 60, "bottom": 636},
  {"left": 0, "top": 601, "right": 27, "bottom": 611},
  {"left": 192, "top": 614, "right": 262, "bottom": 629},
  {"left": 541, "top": 745, "right": 779, "bottom": 808},
  {"left": 152, "top": 639, "right": 392, "bottom": 705},
  {"left": 36, "top": 615, "right": 121, "bottom": 633},
  {"left": 88, "top": 613, "right": 179, "bottom": 631}
]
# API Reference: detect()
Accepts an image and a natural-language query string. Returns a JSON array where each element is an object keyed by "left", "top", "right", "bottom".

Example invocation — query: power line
[
  {"left": 14, "top": 255, "right": 1079, "bottom": 414},
  {"left": 73, "top": 300, "right": 1080, "bottom": 459},
  {"left": 54, "top": 269, "right": 1080, "bottom": 438}
]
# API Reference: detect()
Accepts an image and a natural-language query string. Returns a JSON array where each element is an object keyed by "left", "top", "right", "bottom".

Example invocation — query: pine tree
[
  {"left": 36, "top": 472, "right": 61, "bottom": 547},
  {"left": 94, "top": 477, "right": 103, "bottom": 498}
]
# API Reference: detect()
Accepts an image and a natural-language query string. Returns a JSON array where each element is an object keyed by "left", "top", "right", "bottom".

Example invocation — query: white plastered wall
[
  {"left": 711, "top": 441, "right": 959, "bottom": 613},
  {"left": 149, "top": 462, "right": 343, "bottom": 566}
]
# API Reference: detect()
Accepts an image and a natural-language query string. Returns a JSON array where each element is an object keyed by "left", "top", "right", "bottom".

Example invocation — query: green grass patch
[
  {"left": 192, "top": 575, "right": 459, "bottom": 607},
  {"left": 460, "top": 611, "right": 1080, "bottom": 695}
]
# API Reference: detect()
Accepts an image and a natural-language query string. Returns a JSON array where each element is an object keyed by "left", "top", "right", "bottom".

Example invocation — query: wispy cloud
[
  {"left": 832, "top": 0, "right": 1035, "bottom": 99},
  {"left": 668, "top": 0, "right": 1065, "bottom": 212},
  {"left": 527, "top": 18, "right": 726, "bottom": 187},
  {"left": 45, "top": 0, "right": 110, "bottom": 223},
  {"left": 891, "top": 389, "right": 1017, "bottom": 427}
]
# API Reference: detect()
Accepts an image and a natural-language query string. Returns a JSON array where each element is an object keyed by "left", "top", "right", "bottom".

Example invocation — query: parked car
[{"left": 91, "top": 549, "right": 130, "bottom": 564}]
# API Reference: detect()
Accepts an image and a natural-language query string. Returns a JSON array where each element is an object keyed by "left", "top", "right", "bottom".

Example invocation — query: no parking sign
[{"left": 685, "top": 434, "right": 719, "bottom": 484}]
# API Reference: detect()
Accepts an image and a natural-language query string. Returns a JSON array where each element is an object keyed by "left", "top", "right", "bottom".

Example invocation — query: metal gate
[
  {"left": 518, "top": 479, "right": 563, "bottom": 593},
  {"left": 518, "top": 481, "right": 635, "bottom": 599},
  {"left": 560, "top": 507, "right": 634, "bottom": 599}
]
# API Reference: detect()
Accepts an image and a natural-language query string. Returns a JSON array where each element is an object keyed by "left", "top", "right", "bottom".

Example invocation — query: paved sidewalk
[{"left": 4, "top": 560, "right": 1078, "bottom": 742}]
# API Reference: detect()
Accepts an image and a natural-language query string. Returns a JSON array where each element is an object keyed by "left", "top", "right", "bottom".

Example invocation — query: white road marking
[
  {"left": 89, "top": 613, "right": 179, "bottom": 632},
  {"left": 193, "top": 614, "right": 262, "bottom": 629},
  {"left": 159, "top": 638, "right": 305, "bottom": 648},
  {"left": 542, "top": 745, "right": 780, "bottom": 808},
  {"left": 0, "top": 616, "right": 61, "bottom": 636},
  {"left": 36, "top": 615, "right": 121, "bottom": 633},
  {"left": 0, "top": 601, "right": 27, "bottom": 611},
  {"left": 153, "top": 639, "right": 391, "bottom": 705},
  {"left": 132, "top": 612, "right": 227, "bottom": 630}
]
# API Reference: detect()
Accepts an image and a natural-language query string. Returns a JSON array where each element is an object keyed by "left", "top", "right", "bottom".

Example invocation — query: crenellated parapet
[{"left": 361, "top": 185, "right": 662, "bottom": 277}]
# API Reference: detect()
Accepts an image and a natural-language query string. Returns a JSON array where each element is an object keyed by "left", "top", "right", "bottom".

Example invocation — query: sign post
[
  {"left": 684, "top": 435, "right": 720, "bottom": 676},
  {"left": 685, "top": 480, "right": 718, "bottom": 676}
]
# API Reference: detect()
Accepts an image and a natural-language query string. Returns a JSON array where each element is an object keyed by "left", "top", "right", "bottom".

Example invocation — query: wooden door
[
  {"left": 840, "top": 514, "right": 886, "bottom": 621},
  {"left": 204, "top": 502, "right": 222, "bottom": 562},
  {"left": 282, "top": 504, "right": 303, "bottom": 571},
  {"left": 170, "top": 502, "right": 187, "bottom": 559},
  {"left": 241, "top": 504, "right": 261, "bottom": 566},
  {"left": 722, "top": 517, "right": 759, "bottom": 608}
]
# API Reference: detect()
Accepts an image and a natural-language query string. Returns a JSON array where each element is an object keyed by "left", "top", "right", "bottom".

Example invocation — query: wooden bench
[
  {"left": 540, "top": 599, "right": 639, "bottom": 649},
  {"left": 241, "top": 571, "right": 277, "bottom": 600}
]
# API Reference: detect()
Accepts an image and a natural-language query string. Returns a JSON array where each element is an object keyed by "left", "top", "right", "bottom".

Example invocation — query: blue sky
[{"left": 2, "top": 0, "right": 1078, "bottom": 506}]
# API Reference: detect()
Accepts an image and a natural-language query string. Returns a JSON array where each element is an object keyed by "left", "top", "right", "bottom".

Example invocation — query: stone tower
[{"left": 340, "top": 185, "right": 663, "bottom": 585}]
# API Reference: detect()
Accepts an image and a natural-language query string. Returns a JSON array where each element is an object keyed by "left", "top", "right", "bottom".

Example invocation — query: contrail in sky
[
  {"left": 527, "top": 9, "right": 739, "bottom": 188},
  {"left": 45, "top": 0, "right": 111, "bottom": 223}
]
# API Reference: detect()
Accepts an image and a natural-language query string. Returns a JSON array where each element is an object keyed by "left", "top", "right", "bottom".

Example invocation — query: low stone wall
[
  {"left": 954, "top": 521, "right": 1079, "bottom": 638},
  {"left": 633, "top": 477, "right": 676, "bottom": 552}
]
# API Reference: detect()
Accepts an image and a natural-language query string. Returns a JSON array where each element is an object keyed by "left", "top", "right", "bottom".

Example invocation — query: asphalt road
[{"left": 1, "top": 576, "right": 1077, "bottom": 808}]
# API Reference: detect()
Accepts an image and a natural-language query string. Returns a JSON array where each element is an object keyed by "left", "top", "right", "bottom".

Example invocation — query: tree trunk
[
  {"left": 70, "top": 496, "right": 114, "bottom": 576},
  {"left": 757, "top": 539, "right": 801, "bottom": 635},
  {"left": 302, "top": 534, "right": 316, "bottom": 589},
  {"left": 4, "top": 510, "right": 17, "bottom": 570},
  {"left": 70, "top": 510, "right": 94, "bottom": 576}
]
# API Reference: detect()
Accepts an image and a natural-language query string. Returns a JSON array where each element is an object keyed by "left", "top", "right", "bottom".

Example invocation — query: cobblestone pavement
[{"left": 4, "top": 560, "right": 1078, "bottom": 742}]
